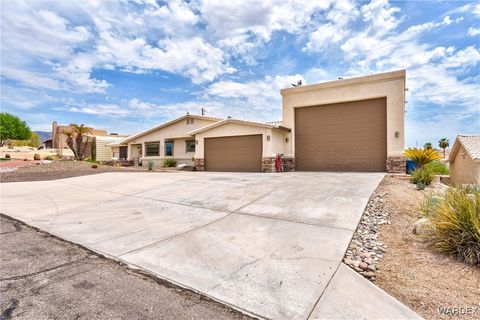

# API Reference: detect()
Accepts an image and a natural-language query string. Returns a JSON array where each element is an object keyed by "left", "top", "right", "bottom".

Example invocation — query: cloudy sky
[{"left": 1, "top": 0, "right": 479, "bottom": 146}]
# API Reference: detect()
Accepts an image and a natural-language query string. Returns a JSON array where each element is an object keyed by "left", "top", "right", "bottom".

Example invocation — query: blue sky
[{"left": 1, "top": 0, "right": 479, "bottom": 147}]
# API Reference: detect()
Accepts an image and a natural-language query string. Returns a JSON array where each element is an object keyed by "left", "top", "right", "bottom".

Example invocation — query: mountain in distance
[{"left": 35, "top": 131, "right": 51, "bottom": 142}]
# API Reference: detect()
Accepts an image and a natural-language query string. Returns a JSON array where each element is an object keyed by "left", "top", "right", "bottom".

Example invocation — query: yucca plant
[
  {"left": 421, "top": 186, "right": 480, "bottom": 265},
  {"left": 410, "top": 166, "right": 435, "bottom": 187},
  {"left": 404, "top": 147, "right": 442, "bottom": 167},
  {"left": 147, "top": 160, "right": 154, "bottom": 171}
]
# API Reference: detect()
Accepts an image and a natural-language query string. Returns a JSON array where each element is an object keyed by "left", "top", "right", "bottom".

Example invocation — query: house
[
  {"left": 113, "top": 70, "right": 406, "bottom": 173},
  {"left": 448, "top": 134, "right": 480, "bottom": 185},
  {"left": 111, "top": 115, "right": 221, "bottom": 166}
]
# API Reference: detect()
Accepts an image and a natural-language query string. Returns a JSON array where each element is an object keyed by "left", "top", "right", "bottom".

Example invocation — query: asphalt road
[{"left": 0, "top": 214, "right": 250, "bottom": 320}]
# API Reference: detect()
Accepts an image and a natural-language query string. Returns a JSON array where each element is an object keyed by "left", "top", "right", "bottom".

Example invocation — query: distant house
[
  {"left": 50, "top": 121, "right": 126, "bottom": 159},
  {"left": 448, "top": 134, "right": 480, "bottom": 185}
]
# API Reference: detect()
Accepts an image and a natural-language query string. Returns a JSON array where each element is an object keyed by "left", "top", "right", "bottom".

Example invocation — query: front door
[{"left": 119, "top": 146, "right": 128, "bottom": 160}]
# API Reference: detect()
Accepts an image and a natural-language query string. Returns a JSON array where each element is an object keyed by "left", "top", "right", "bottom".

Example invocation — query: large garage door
[
  {"left": 205, "top": 135, "right": 262, "bottom": 172},
  {"left": 295, "top": 98, "right": 387, "bottom": 172}
]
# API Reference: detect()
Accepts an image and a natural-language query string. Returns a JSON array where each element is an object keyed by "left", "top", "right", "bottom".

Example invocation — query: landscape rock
[
  {"left": 413, "top": 217, "right": 431, "bottom": 235},
  {"left": 342, "top": 191, "right": 390, "bottom": 282}
]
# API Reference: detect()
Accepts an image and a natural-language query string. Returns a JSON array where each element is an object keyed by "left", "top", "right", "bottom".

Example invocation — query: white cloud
[
  {"left": 1, "top": 67, "right": 63, "bottom": 91},
  {"left": 63, "top": 104, "right": 131, "bottom": 117},
  {"left": 468, "top": 27, "right": 480, "bottom": 36}
]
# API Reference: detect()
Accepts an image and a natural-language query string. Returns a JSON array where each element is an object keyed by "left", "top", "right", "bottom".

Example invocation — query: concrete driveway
[{"left": 0, "top": 172, "right": 419, "bottom": 319}]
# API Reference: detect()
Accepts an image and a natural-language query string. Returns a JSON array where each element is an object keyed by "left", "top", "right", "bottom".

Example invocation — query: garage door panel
[
  {"left": 205, "top": 135, "right": 262, "bottom": 172},
  {"left": 295, "top": 98, "right": 387, "bottom": 172}
]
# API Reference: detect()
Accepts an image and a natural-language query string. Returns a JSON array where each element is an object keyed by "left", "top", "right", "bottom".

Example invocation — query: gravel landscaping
[
  {"left": 0, "top": 160, "right": 143, "bottom": 183},
  {"left": 345, "top": 175, "right": 480, "bottom": 319}
]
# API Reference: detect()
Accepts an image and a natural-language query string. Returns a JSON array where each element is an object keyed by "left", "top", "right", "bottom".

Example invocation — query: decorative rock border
[{"left": 343, "top": 190, "right": 389, "bottom": 282}]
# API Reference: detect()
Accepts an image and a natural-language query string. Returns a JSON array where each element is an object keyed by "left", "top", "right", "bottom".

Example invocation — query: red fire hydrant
[{"left": 275, "top": 153, "right": 283, "bottom": 172}]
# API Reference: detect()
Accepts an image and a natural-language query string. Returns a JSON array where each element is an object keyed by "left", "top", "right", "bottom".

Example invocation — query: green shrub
[
  {"left": 162, "top": 158, "right": 177, "bottom": 167},
  {"left": 147, "top": 160, "right": 154, "bottom": 171},
  {"left": 33, "top": 153, "right": 41, "bottom": 161},
  {"left": 424, "top": 161, "right": 449, "bottom": 175},
  {"left": 44, "top": 155, "right": 54, "bottom": 161},
  {"left": 410, "top": 167, "right": 435, "bottom": 186},
  {"left": 421, "top": 186, "right": 480, "bottom": 265}
]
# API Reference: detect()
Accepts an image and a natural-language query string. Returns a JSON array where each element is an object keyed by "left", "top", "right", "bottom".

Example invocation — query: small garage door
[
  {"left": 295, "top": 98, "right": 387, "bottom": 172},
  {"left": 205, "top": 135, "right": 262, "bottom": 172}
]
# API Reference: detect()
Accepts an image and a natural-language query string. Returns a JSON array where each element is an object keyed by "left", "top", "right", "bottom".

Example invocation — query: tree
[
  {"left": 66, "top": 124, "right": 92, "bottom": 160},
  {"left": 424, "top": 142, "right": 432, "bottom": 149},
  {"left": 0, "top": 113, "right": 32, "bottom": 146},
  {"left": 438, "top": 138, "right": 450, "bottom": 157},
  {"left": 11, "top": 132, "right": 41, "bottom": 148}
]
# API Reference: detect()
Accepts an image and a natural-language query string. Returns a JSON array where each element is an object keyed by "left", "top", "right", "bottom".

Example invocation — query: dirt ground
[
  {"left": 0, "top": 160, "right": 145, "bottom": 183},
  {"left": 0, "top": 215, "right": 251, "bottom": 320},
  {"left": 375, "top": 176, "right": 480, "bottom": 320}
]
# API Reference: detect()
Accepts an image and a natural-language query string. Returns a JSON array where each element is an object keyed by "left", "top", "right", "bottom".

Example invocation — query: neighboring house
[
  {"left": 51, "top": 121, "right": 109, "bottom": 150},
  {"left": 110, "top": 70, "right": 406, "bottom": 173},
  {"left": 51, "top": 121, "right": 125, "bottom": 159},
  {"left": 448, "top": 134, "right": 480, "bottom": 185}
]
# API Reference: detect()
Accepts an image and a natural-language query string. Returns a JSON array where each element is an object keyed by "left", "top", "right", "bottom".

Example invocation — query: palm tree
[
  {"left": 438, "top": 138, "right": 449, "bottom": 158},
  {"left": 67, "top": 124, "right": 92, "bottom": 160},
  {"left": 404, "top": 147, "right": 442, "bottom": 167},
  {"left": 424, "top": 142, "right": 432, "bottom": 149}
]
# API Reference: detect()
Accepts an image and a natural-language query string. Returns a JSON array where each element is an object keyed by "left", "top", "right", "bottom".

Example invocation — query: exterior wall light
[{"left": 266, "top": 135, "right": 271, "bottom": 141}]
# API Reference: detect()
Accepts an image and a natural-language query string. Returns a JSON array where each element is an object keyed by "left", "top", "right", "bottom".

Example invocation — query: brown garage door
[
  {"left": 205, "top": 135, "right": 262, "bottom": 172},
  {"left": 295, "top": 98, "right": 387, "bottom": 172}
]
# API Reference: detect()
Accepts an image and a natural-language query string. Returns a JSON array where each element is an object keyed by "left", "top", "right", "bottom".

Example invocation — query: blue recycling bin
[{"left": 406, "top": 159, "right": 417, "bottom": 174}]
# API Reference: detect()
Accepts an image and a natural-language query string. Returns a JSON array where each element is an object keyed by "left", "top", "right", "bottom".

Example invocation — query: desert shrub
[
  {"left": 421, "top": 186, "right": 480, "bottom": 265},
  {"left": 410, "top": 167, "right": 435, "bottom": 187},
  {"left": 91, "top": 164, "right": 98, "bottom": 169},
  {"left": 147, "top": 160, "right": 154, "bottom": 171},
  {"left": 5, "top": 154, "right": 10, "bottom": 159},
  {"left": 44, "top": 155, "right": 54, "bottom": 160},
  {"left": 425, "top": 160, "right": 449, "bottom": 175},
  {"left": 33, "top": 153, "right": 41, "bottom": 160},
  {"left": 404, "top": 147, "right": 442, "bottom": 167},
  {"left": 162, "top": 158, "right": 177, "bottom": 167}
]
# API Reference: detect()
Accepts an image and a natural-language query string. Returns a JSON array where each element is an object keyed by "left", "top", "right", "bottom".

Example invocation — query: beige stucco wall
[
  {"left": 450, "top": 146, "right": 480, "bottom": 184},
  {"left": 125, "top": 117, "right": 217, "bottom": 165},
  {"left": 194, "top": 122, "right": 290, "bottom": 158},
  {"left": 281, "top": 70, "right": 406, "bottom": 157}
]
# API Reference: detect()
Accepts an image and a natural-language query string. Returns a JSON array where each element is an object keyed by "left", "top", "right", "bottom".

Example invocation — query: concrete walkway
[{"left": 0, "top": 172, "right": 421, "bottom": 319}]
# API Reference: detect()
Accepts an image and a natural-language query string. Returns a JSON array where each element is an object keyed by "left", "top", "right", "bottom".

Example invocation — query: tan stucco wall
[
  {"left": 194, "top": 122, "right": 289, "bottom": 158},
  {"left": 450, "top": 146, "right": 480, "bottom": 184},
  {"left": 281, "top": 70, "right": 406, "bottom": 157},
  {"left": 126, "top": 118, "right": 217, "bottom": 162}
]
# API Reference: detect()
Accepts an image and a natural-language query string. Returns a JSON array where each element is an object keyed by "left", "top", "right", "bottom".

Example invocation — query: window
[
  {"left": 187, "top": 118, "right": 195, "bottom": 125},
  {"left": 165, "top": 140, "right": 174, "bottom": 156},
  {"left": 145, "top": 142, "right": 160, "bottom": 156},
  {"left": 186, "top": 140, "right": 195, "bottom": 153}
]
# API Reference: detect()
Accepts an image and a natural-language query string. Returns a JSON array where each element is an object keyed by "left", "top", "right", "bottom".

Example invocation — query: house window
[
  {"left": 186, "top": 140, "right": 195, "bottom": 153},
  {"left": 187, "top": 118, "right": 195, "bottom": 125},
  {"left": 165, "top": 140, "right": 174, "bottom": 156},
  {"left": 145, "top": 142, "right": 160, "bottom": 156}
]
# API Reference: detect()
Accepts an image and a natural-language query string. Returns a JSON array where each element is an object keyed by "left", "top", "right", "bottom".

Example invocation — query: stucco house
[
  {"left": 448, "top": 134, "right": 480, "bottom": 185},
  {"left": 110, "top": 70, "right": 406, "bottom": 173}
]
